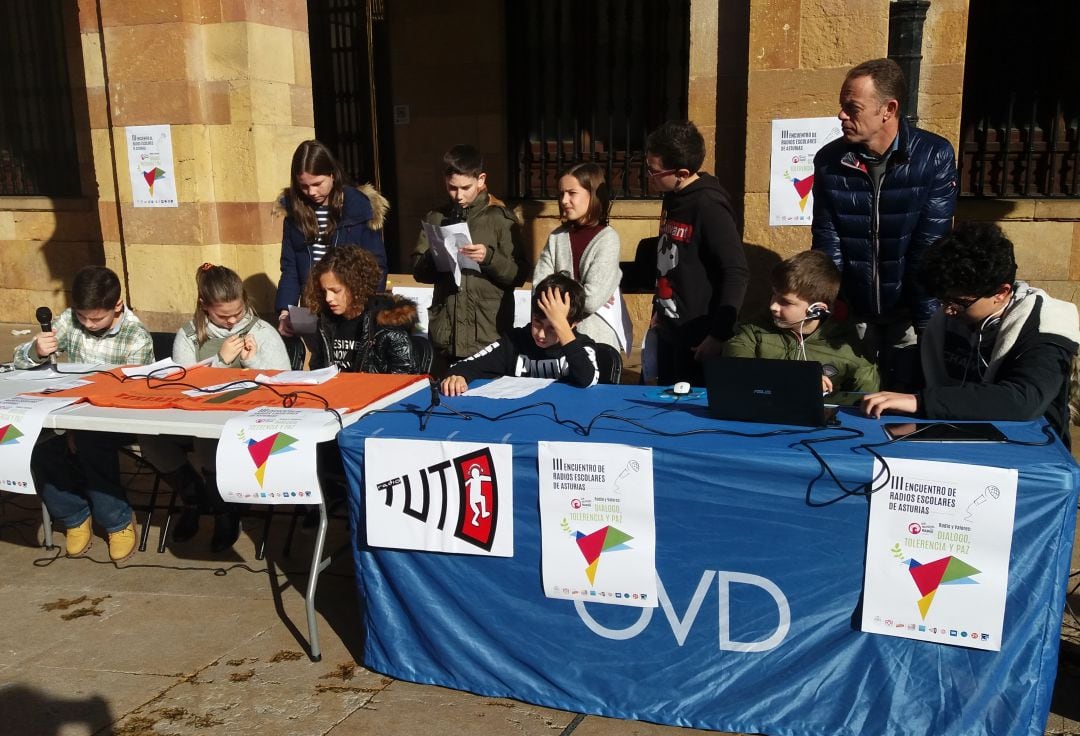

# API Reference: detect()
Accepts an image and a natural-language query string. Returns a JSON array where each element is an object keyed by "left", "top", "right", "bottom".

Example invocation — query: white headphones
[{"left": 805, "top": 303, "right": 831, "bottom": 320}]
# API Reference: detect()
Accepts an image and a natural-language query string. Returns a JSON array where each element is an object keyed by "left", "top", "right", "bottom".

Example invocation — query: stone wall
[{"left": 1, "top": 0, "right": 315, "bottom": 332}]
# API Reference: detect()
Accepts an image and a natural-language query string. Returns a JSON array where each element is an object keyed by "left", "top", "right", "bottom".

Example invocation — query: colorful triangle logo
[
  {"left": 246, "top": 432, "right": 298, "bottom": 487},
  {"left": 574, "top": 525, "right": 633, "bottom": 585},
  {"left": 907, "top": 555, "right": 980, "bottom": 619},
  {"left": 0, "top": 423, "right": 24, "bottom": 445}
]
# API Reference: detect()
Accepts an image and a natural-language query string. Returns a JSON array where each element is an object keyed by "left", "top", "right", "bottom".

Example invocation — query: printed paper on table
[
  {"left": 769, "top": 117, "right": 842, "bottom": 226},
  {"left": 216, "top": 407, "right": 328, "bottom": 504},
  {"left": 364, "top": 438, "right": 514, "bottom": 556},
  {"left": 538, "top": 441, "right": 656, "bottom": 607},
  {"left": 862, "top": 457, "right": 1017, "bottom": 651},
  {"left": 0, "top": 396, "right": 79, "bottom": 495}
]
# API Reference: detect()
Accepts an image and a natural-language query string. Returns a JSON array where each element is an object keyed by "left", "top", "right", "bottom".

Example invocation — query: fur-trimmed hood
[
  {"left": 365, "top": 293, "right": 419, "bottom": 331},
  {"left": 274, "top": 184, "right": 389, "bottom": 231}
]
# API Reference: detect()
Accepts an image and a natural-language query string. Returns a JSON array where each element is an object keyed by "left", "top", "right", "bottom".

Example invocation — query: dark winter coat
[
  {"left": 449, "top": 327, "right": 600, "bottom": 388},
  {"left": 313, "top": 294, "right": 420, "bottom": 374},
  {"left": 412, "top": 191, "right": 527, "bottom": 360},
  {"left": 275, "top": 185, "right": 389, "bottom": 311},
  {"left": 919, "top": 282, "right": 1080, "bottom": 446},
  {"left": 811, "top": 117, "right": 957, "bottom": 328}
]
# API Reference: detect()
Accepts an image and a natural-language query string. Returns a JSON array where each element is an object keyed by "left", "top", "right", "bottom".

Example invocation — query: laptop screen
[{"left": 703, "top": 357, "right": 826, "bottom": 427}]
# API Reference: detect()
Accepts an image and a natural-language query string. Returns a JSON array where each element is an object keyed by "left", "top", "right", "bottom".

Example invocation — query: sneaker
[
  {"left": 210, "top": 512, "right": 241, "bottom": 553},
  {"left": 172, "top": 506, "right": 201, "bottom": 543},
  {"left": 65, "top": 517, "right": 93, "bottom": 557},
  {"left": 107, "top": 521, "right": 137, "bottom": 562}
]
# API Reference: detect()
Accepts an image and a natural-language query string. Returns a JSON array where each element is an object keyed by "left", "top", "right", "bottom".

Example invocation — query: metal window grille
[
  {"left": 307, "top": 0, "right": 398, "bottom": 254},
  {"left": 0, "top": 0, "right": 81, "bottom": 197},
  {"left": 958, "top": 1, "right": 1080, "bottom": 198},
  {"left": 506, "top": 0, "right": 690, "bottom": 200}
]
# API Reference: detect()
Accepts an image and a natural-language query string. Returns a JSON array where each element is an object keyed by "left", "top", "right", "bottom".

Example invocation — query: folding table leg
[
  {"left": 40, "top": 501, "right": 56, "bottom": 550},
  {"left": 157, "top": 487, "right": 178, "bottom": 553},
  {"left": 305, "top": 499, "right": 330, "bottom": 662}
]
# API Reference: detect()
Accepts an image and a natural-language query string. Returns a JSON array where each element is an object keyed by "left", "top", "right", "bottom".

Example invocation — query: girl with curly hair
[{"left": 303, "top": 245, "right": 420, "bottom": 373}]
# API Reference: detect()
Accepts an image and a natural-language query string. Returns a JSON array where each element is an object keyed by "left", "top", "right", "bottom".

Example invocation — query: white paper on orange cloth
[
  {"left": 364, "top": 438, "right": 514, "bottom": 556},
  {"left": 215, "top": 406, "right": 328, "bottom": 505},
  {"left": 538, "top": 441, "right": 657, "bottom": 607},
  {"left": 0, "top": 395, "right": 80, "bottom": 495}
]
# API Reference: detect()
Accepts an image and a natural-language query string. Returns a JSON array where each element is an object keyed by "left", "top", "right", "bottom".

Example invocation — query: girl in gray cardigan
[{"left": 532, "top": 163, "right": 630, "bottom": 354}]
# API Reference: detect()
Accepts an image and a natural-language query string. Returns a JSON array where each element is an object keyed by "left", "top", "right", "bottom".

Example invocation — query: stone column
[{"left": 86, "top": 0, "right": 314, "bottom": 329}]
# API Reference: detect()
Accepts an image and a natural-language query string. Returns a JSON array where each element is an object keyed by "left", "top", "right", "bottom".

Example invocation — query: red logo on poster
[{"left": 453, "top": 448, "right": 499, "bottom": 551}]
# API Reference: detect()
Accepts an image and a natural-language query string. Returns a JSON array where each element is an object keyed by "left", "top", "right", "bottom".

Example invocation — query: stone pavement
[{"left": 0, "top": 322, "right": 1077, "bottom": 736}]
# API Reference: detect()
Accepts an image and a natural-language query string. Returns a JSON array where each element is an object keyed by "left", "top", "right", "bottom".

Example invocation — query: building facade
[{"left": 2, "top": 0, "right": 1077, "bottom": 331}]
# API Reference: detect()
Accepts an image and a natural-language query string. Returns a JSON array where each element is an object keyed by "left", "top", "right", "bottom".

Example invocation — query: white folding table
[{"left": 0, "top": 369, "right": 427, "bottom": 660}]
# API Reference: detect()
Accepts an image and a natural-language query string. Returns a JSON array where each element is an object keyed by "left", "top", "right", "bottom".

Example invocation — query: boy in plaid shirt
[{"left": 15, "top": 266, "right": 154, "bottom": 561}]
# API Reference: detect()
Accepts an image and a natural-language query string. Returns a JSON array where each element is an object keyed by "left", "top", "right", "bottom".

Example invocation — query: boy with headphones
[{"left": 723, "top": 250, "right": 879, "bottom": 393}]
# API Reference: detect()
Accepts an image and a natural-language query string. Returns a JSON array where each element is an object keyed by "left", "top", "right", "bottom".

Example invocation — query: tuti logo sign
[{"left": 364, "top": 438, "right": 514, "bottom": 557}]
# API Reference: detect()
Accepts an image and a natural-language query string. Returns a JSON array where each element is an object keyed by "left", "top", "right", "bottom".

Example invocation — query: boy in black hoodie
[
  {"left": 646, "top": 120, "right": 749, "bottom": 387},
  {"left": 440, "top": 273, "right": 599, "bottom": 395}
]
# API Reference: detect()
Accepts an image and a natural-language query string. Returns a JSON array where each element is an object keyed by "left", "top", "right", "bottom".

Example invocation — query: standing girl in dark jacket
[
  {"left": 303, "top": 245, "right": 420, "bottom": 374},
  {"left": 276, "top": 140, "right": 389, "bottom": 335}
]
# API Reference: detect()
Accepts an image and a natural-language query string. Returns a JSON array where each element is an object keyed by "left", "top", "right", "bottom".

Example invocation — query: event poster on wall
[
  {"left": 0, "top": 396, "right": 79, "bottom": 494},
  {"left": 216, "top": 407, "right": 326, "bottom": 504},
  {"left": 364, "top": 438, "right": 514, "bottom": 556},
  {"left": 861, "top": 457, "right": 1018, "bottom": 651},
  {"left": 537, "top": 442, "right": 656, "bottom": 608},
  {"left": 769, "top": 117, "right": 842, "bottom": 226},
  {"left": 126, "top": 124, "right": 178, "bottom": 208}
]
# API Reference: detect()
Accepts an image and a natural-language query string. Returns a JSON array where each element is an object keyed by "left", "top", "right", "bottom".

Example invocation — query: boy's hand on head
[
  {"left": 861, "top": 391, "right": 917, "bottom": 419},
  {"left": 219, "top": 335, "right": 244, "bottom": 364},
  {"left": 538, "top": 287, "right": 576, "bottom": 345},
  {"left": 458, "top": 243, "right": 487, "bottom": 263},
  {"left": 277, "top": 310, "right": 294, "bottom": 337},
  {"left": 34, "top": 332, "right": 58, "bottom": 360},
  {"left": 440, "top": 375, "right": 468, "bottom": 397},
  {"left": 691, "top": 335, "right": 725, "bottom": 361}
]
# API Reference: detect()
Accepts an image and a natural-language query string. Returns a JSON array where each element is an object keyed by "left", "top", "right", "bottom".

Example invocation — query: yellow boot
[
  {"left": 65, "top": 517, "right": 92, "bottom": 557},
  {"left": 107, "top": 519, "right": 137, "bottom": 562}
]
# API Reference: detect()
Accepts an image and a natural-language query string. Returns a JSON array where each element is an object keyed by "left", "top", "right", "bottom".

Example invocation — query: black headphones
[{"left": 805, "top": 303, "right": 831, "bottom": 320}]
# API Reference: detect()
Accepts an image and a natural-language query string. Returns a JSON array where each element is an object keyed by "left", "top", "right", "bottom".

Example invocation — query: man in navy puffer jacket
[{"left": 812, "top": 57, "right": 957, "bottom": 389}]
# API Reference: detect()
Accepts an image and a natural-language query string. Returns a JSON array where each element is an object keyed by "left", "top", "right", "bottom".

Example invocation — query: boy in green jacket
[
  {"left": 723, "top": 250, "right": 879, "bottom": 393},
  {"left": 412, "top": 144, "right": 528, "bottom": 373}
]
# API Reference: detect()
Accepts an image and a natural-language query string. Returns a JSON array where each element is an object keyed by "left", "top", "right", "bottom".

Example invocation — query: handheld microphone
[
  {"left": 448, "top": 204, "right": 467, "bottom": 224},
  {"left": 35, "top": 306, "right": 56, "bottom": 364},
  {"left": 36, "top": 306, "right": 52, "bottom": 333}
]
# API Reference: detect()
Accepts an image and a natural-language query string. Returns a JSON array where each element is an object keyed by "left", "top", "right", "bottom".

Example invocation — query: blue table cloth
[{"left": 338, "top": 383, "right": 1079, "bottom": 736}]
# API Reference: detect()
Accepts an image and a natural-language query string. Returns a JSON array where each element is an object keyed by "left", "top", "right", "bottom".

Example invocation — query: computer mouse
[{"left": 672, "top": 381, "right": 691, "bottom": 396}]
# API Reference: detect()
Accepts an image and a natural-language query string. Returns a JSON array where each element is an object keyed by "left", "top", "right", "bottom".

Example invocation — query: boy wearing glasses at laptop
[
  {"left": 724, "top": 250, "right": 879, "bottom": 394},
  {"left": 862, "top": 222, "right": 1080, "bottom": 447},
  {"left": 645, "top": 121, "right": 749, "bottom": 387}
]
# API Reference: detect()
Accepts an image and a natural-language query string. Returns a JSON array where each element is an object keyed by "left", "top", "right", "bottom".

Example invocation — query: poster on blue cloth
[
  {"left": 862, "top": 457, "right": 1017, "bottom": 651},
  {"left": 364, "top": 438, "right": 514, "bottom": 556},
  {"left": 538, "top": 442, "right": 656, "bottom": 607}
]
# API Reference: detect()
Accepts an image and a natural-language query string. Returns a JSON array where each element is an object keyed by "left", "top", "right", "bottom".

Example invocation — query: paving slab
[{"left": 331, "top": 679, "right": 575, "bottom": 735}]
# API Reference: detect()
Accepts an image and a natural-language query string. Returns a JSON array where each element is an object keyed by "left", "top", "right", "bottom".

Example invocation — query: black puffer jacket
[
  {"left": 811, "top": 117, "right": 957, "bottom": 328},
  {"left": 314, "top": 294, "right": 420, "bottom": 374}
]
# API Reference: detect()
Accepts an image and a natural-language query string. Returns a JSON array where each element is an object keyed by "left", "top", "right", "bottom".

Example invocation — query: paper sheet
[
  {"left": 421, "top": 221, "right": 479, "bottom": 287},
  {"left": 463, "top": 376, "right": 555, "bottom": 399},
  {"left": 255, "top": 366, "right": 338, "bottom": 385},
  {"left": 287, "top": 305, "right": 318, "bottom": 336}
]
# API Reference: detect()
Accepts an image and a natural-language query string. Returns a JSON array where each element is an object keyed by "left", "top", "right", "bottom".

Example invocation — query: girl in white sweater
[
  {"left": 531, "top": 163, "right": 629, "bottom": 353},
  {"left": 143, "top": 264, "right": 291, "bottom": 552}
]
